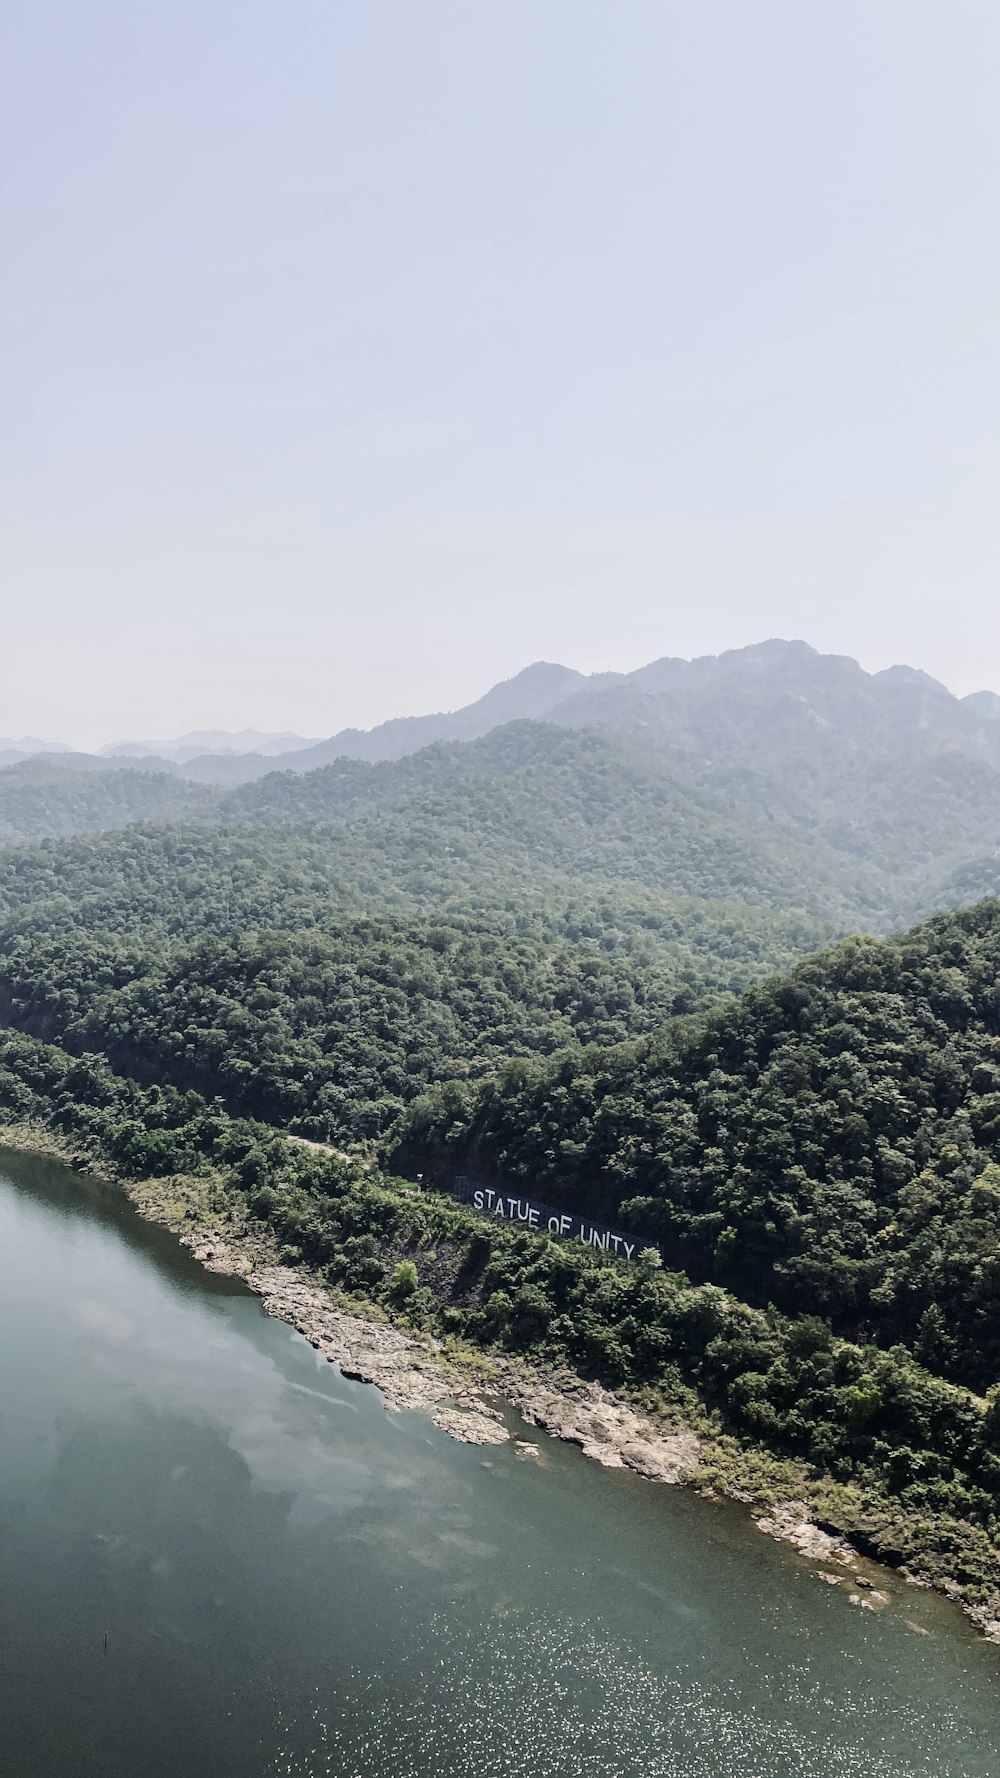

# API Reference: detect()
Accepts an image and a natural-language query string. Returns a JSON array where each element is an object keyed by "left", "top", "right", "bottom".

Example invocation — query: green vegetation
[
  {"left": 0, "top": 758, "right": 213, "bottom": 839},
  {"left": 1, "top": 725, "right": 855, "bottom": 916},
  {"left": 1, "top": 1026, "right": 998, "bottom": 1607},
  {"left": 401, "top": 901, "right": 1000, "bottom": 1395},
  {"left": 0, "top": 824, "right": 835, "bottom": 1145},
  {"left": 4, "top": 653, "right": 1000, "bottom": 1615},
  {"left": 10, "top": 639, "right": 1000, "bottom": 930},
  {"left": 0, "top": 820, "right": 831, "bottom": 963},
  {"left": 0, "top": 919, "right": 701, "bottom": 1142}
]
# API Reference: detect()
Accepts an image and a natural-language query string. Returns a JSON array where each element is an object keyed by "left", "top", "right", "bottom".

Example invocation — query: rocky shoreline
[
  {"left": 181, "top": 1222, "right": 703, "bottom": 1480},
  {"left": 2, "top": 1126, "right": 998, "bottom": 1646},
  {"left": 172, "top": 1217, "right": 1000, "bottom": 1643}
]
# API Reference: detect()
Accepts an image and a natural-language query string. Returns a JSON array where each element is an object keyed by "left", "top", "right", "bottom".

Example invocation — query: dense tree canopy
[
  {"left": 0, "top": 759, "right": 213, "bottom": 839},
  {"left": 0, "top": 823, "right": 835, "bottom": 1150},
  {"left": 401, "top": 900, "right": 1000, "bottom": 1393},
  {"left": 6, "top": 708, "right": 1000, "bottom": 928},
  {"left": 0, "top": 919, "right": 702, "bottom": 1141}
]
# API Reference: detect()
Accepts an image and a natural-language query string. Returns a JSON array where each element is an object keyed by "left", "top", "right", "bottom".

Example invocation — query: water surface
[{"left": 0, "top": 1148, "right": 996, "bottom": 1776}]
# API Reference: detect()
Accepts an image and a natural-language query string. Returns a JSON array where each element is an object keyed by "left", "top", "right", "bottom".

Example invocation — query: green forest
[
  {"left": 401, "top": 900, "right": 1000, "bottom": 1393},
  {"left": 3, "top": 678, "right": 1000, "bottom": 1613},
  {"left": 6, "top": 701, "right": 1000, "bottom": 930}
]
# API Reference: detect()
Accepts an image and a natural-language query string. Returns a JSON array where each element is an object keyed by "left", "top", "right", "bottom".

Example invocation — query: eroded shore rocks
[
  {"left": 504, "top": 1373, "right": 700, "bottom": 1484},
  {"left": 182, "top": 1224, "right": 700, "bottom": 1477},
  {"left": 755, "top": 1502, "right": 857, "bottom": 1567}
]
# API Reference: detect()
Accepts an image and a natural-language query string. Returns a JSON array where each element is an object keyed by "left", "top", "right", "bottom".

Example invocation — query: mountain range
[
  {"left": 99, "top": 728, "right": 320, "bottom": 763},
  {"left": 3, "top": 639, "right": 1000, "bottom": 930},
  {"left": 5, "top": 637, "right": 1000, "bottom": 1610},
  {"left": 6, "top": 641, "right": 1000, "bottom": 785}
]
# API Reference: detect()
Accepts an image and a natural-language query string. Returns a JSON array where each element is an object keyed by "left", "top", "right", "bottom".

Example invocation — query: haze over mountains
[
  {"left": 100, "top": 729, "right": 321, "bottom": 764},
  {"left": 3, "top": 639, "right": 1000, "bottom": 931},
  {"left": 6, "top": 640, "right": 1000, "bottom": 783}
]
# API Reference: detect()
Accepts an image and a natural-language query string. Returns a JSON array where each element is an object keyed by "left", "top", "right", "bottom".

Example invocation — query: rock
[
  {"left": 506, "top": 1375, "right": 699, "bottom": 1484},
  {"left": 848, "top": 1587, "right": 889, "bottom": 1612},
  {"left": 432, "top": 1405, "right": 508, "bottom": 1446},
  {"left": 966, "top": 1602, "right": 1000, "bottom": 1643},
  {"left": 514, "top": 1440, "right": 543, "bottom": 1462},
  {"left": 754, "top": 1504, "right": 856, "bottom": 1566}
]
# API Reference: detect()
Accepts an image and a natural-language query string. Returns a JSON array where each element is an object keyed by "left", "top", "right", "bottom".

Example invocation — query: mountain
[
  {"left": 0, "top": 759, "right": 213, "bottom": 840},
  {"left": 399, "top": 895, "right": 1000, "bottom": 1392},
  {"left": 101, "top": 728, "right": 319, "bottom": 762},
  {"left": 0, "top": 736, "right": 74, "bottom": 768},
  {"left": 21, "top": 664, "right": 590, "bottom": 782},
  {"left": 210, "top": 695, "right": 1000, "bottom": 927},
  {"left": 872, "top": 663, "right": 951, "bottom": 694},
  {"left": 228, "top": 639, "right": 1000, "bottom": 784},
  {"left": 0, "top": 736, "right": 73, "bottom": 754},
  {"left": 8, "top": 640, "right": 1000, "bottom": 790},
  {"left": 215, "top": 719, "right": 886, "bottom": 922},
  {"left": 5, "top": 639, "right": 1000, "bottom": 928},
  {"left": 546, "top": 639, "right": 1000, "bottom": 774},
  {"left": 963, "top": 689, "right": 1000, "bottom": 723},
  {"left": 136, "top": 638, "right": 1000, "bottom": 786},
  {"left": 276, "top": 661, "right": 587, "bottom": 771},
  {"left": 1, "top": 699, "right": 999, "bottom": 930}
]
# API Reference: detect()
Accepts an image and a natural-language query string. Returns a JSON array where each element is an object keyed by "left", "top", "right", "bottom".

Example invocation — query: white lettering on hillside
[{"left": 454, "top": 1178, "right": 650, "bottom": 1265}]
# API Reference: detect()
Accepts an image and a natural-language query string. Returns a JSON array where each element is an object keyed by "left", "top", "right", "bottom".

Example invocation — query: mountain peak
[
  {"left": 471, "top": 661, "right": 584, "bottom": 719},
  {"left": 504, "top": 660, "right": 577, "bottom": 686},
  {"left": 962, "top": 689, "right": 1000, "bottom": 722},
  {"left": 873, "top": 664, "right": 950, "bottom": 695}
]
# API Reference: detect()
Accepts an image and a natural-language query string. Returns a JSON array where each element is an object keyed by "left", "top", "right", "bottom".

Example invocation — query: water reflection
[{"left": 0, "top": 1147, "right": 997, "bottom": 1778}]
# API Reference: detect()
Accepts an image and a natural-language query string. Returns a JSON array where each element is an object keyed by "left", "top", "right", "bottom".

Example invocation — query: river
[{"left": 0, "top": 1147, "right": 996, "bottom": 1776}]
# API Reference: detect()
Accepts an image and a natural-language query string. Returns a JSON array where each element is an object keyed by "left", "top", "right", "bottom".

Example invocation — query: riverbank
[
  {"left": 0, "top": 1123, "right": 698, "bottom": 1474},
  {"left": 3, "top": 1118, "right": 997, "bottom": 1646}
]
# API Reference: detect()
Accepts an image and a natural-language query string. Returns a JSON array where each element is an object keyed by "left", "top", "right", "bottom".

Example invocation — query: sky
[{"left": 3, "top": 1, "right": 1000, "bottom": 749}]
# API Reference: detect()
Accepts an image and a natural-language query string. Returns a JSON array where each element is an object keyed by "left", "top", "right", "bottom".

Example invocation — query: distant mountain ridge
[
  {"left": 281, "top": 661, "right": 588, "bottom": 771},
  {"left": 100, "top": 728, "right": 320, "bottom": 763},
  {"left": 277, "top": 639, "right": 1000, "bottom": 779},
  {"left": 4, "top": 637, "right": 1000, "bottom": 931},
  {"left": 6, "top": 642, "right": 1000, "bottom": 783}
]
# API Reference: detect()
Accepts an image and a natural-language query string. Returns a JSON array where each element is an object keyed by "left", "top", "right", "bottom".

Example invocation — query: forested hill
[
  {"left": 0, "top": 823, "right": 831, "bottom": 1143},
  {"left": 399, "top": 898, "right": 1000, "bottom": 1394},
  {"left": 5, "top": 712, "right": 1000, "bottom": 928},
  {"left": 220, "top": 722, "right": 883, "bottom": 920},
  {"left": 5, "top": 685, "right": 1000, "bottom": 1605},
  {"left": 0, "top": 758, "right": 214, "bottom": 839},
  {"left": 0, "top": 819, "right": 830, "bottom": 963}
]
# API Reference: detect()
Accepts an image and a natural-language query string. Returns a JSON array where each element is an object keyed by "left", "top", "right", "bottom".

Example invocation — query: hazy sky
[{"left": 3, "top": 2, "right": 1000, "bottom": 748}]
